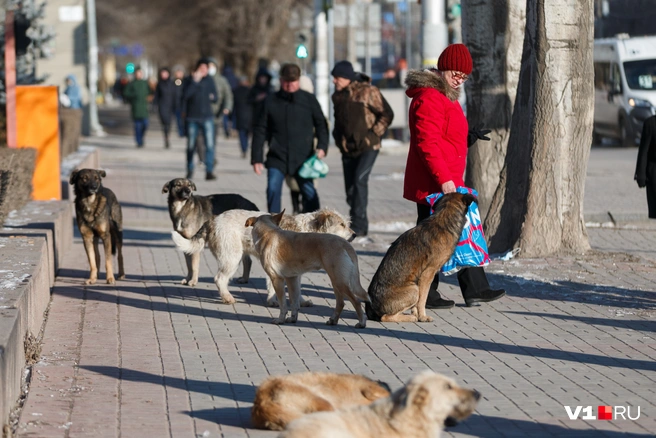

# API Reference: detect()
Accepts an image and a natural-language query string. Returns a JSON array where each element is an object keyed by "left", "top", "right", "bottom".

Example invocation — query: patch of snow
[{"left": 0, "top": 273, "right": 31, "bottom": 290}]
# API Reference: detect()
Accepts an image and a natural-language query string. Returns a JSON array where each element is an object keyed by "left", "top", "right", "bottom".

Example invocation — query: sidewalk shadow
[
  {"left": 504, "top": 311, "right": 655, "bottom": 332},
  {"left": 79, "top": 365, "right": 256, "bottom": 403}
]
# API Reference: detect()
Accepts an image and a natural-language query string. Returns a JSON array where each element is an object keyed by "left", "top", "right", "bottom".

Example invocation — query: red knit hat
[{"left": 437, "top": 44, "right": 473, "bottom": 75}]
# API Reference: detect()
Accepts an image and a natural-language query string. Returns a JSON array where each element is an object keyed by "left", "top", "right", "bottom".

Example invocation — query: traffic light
[
  {"left": 296, "top": 44, "right": 308, "bottom": 59},
  {"left": 126, "top": 63, "right": 135, "bottom": 74}
]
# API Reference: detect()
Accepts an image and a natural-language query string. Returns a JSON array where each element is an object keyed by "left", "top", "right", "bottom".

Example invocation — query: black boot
[
  {"left": 425, "top": 275, "right": 455, "bottom": 309},
  {"left": 458, "top": 267, "right": 506, "bottom": 307}
]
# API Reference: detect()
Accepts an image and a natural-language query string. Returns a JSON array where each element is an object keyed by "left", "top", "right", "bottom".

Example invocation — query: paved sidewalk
[{"left": 15, "top": 108, "right": 656, "bottom": 437}]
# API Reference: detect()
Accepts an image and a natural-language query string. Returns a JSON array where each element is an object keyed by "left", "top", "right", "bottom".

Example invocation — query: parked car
[{"left": 594, "top": 34, "right": 656, "bottom": 146}]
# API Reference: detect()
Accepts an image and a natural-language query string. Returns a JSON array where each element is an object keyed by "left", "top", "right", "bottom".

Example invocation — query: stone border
[{"left": 0, "top": 236, "right": 50, "bottom": 428}]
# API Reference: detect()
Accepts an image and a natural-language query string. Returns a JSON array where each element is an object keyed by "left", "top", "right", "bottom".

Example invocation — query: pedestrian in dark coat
[
  {"left": 123, "top": 67, "right": 152, "bottom": 147},
  {"left": 248, "top": 68, "right": 273, "bottom": 130},
  {"left": 331, "top": 60, "right": 394, "bottom": 238},
  {"left": 404, "top": 44, "right": 505, "bottom": 310},
  {"left": 173, "top": 67, "right": 186, "bottom": 137},
  {"left": 635, "top": 115, "right": 656, "bottom": 218},
  {"left": 251, "top": 64, "right": 329, "bottom": 213},
  {"left": 233, "top": 76, "right": 253, "bottom": 158},
  {"left": 183, "top": 58, "right": 219, "bottom": 180},
  {"left": 155, "top": 67, "right": 176, "bottom": 148}
]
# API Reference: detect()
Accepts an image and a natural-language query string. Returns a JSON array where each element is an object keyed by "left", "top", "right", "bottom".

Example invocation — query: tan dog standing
[
  {"left": 252, "top": 372, "right": 390, "bottom": 431},
  {"left": 245, "top": 211, "right": 369, "bottom": 327},
  {"left": 279, "top": 370, "right": 480, "bottom": 438}
]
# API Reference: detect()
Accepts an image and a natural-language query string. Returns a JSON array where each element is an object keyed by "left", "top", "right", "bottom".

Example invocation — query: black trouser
[
  {"left": 416, "top": 203, "right": 491, "bottom": 299},
  {"left": 342, "top": 149, "right": 379, "bottom": 236}
]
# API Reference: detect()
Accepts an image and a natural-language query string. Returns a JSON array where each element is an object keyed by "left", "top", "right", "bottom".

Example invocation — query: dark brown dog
[
  {"left": 251, "top": 372, "right": 391, "bottom": 431},
  {"left": 161, "top": 178, "right": 259, "bottom": 286},
  {"left": 366, "top": 193, "right": 475, "bottom": 322},
  {"left": 70, "top": 169, "right": 125, "bottom": 285}
]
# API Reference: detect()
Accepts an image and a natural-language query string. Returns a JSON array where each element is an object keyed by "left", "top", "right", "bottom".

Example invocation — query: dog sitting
[
  {"left": 252, "top": 372, "right": 390, "bottom": 431},
  {"left": 172, "top": 208, "right": 355, "bottom": 306},
  {"left": 69, "top": 169, "right": 125, "bottom": 285},
  {"left": 162, "top": 178, "right": 259, "bottom": 286},
  {"left": 245, "top": 211, "right": 369, "bottom": 327},
  {"left": 279, "top": 370, "right": 480, "bottom": 438},
  {"left": 366, "top": 192, "right": 475, "bottom": 323}
]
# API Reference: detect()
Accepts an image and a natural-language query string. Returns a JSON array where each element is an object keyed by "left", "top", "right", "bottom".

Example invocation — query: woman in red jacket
[{"left": 403, "top": 44, "right": 505, "bottom": 309}]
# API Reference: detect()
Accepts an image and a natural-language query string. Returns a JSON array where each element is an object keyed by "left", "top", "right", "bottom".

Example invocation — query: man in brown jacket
[{"left": 331, "top": 61, "right": 394, "bottom": 239}]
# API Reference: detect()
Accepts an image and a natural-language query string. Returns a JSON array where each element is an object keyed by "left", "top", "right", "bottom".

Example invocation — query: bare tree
[
  {"left": 461, "top": 0, "right": 526, "bottom": 217},
  {"left": 483, "top": 0, "right": 594, "bottom": 257}
]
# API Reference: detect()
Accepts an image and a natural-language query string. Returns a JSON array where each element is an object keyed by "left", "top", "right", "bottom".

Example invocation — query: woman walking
[{"left": 155, "top": 67, "right": 176, "bottom": 148}]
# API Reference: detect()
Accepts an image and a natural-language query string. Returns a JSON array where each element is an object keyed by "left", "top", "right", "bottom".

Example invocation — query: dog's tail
[
  {"left": 171, "top": 221, "right": 210, "bottom": 255},
  {"left": 110, "top": 220, "right": 122, "bottom": 256},
  {"left": 365, "top": 301, "right": 381, "bottom": 322}
]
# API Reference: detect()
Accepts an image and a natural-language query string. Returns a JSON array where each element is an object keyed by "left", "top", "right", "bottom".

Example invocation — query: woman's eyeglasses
[{"left": 450, "top": 71, "right": 469, "bottom": 82}]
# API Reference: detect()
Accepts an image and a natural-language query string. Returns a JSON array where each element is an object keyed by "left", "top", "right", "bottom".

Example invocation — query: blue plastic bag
[
  {"left": 298, "top": 154, "right": 329, "bottom": 179},
  {"left": 426, "top": 187, "right": 490, "bottom": 276}
]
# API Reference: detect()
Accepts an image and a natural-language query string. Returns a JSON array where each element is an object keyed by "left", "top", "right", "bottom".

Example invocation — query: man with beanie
[
  {"left": 182, "top": 58, "right": 219, "bottom": 180},
  {"left": 251, "top": 63, "right": 329, "bottom": 213},
  {"left": 331, "top": 60, "right": 394, "bottom": 239},
  {"left": 404, "top": 43, "right": 505, "bottom": 309}
]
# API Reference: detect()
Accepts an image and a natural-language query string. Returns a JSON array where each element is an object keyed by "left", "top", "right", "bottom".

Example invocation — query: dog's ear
[
  {"left": 190, "top": 181, "right": 197, "bottom": 191},
  {"left": 98, "top": 170, "right": 106, "bottom": 178},
  {"left": 69, "top": 170, "right": 79, "bottom": 185},
  {"left": 462, "top": 194, "right": 476, "bottom": 207},
  {"left": 312, "top": 210, "right": 329, "bottom": 230},
  {"left": 245, "top": 217, "right": 258, "bottom": 227},
  {"left": 162, "top": 180, "right": 172, "bottom": 194},
  {"left": 390, "top": 383, "right": 430, "bottom": 418},
  {"left": 271, "top": 210, "right": 285, "bottom": 226}
]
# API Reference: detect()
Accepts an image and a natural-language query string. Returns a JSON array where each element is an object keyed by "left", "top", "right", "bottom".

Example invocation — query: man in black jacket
[
  {"left": 251, "top": 63, "right": 329, "bottom": 213},
  {"left": 183, "top": 58, "right": 218, "bottom": 180}
]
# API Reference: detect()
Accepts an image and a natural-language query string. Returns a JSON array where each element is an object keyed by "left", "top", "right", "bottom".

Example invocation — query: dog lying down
[
  {"left": 252, "top": 372, "right": 391, "bottom": 431},
  {"left": 245, "top": 211, "right": 369, "bottom": 327},
  {"left": 172, "top": 208, "right": 356, "bottom": 306},
  {"left": 279, "top": 370, "right": 480, "bottom": 438}
]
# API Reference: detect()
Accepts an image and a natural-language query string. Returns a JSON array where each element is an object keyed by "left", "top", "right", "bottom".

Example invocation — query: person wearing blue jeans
[
  {"left": 251, "top": 64, "right": 329, "bottom": 213},
  {"left": 134, "top": 118, "right": 149, "bottom": 147},
  {"left": 266, "top": 167, "right": 319, "bottom": 214},
  {"left": 186, "top": 119, "right": 215, "bottom": 179},
  {"left": 182, "top": 59, "right": 218, "bottom": 180}
]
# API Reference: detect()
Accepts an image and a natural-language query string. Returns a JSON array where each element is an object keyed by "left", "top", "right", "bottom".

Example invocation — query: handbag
[
  {"left": 426, "top": 187, "right": 490, "bottom": 275},
  {"left": 298, "top": 154, "right": 329, "bottom": 179}
]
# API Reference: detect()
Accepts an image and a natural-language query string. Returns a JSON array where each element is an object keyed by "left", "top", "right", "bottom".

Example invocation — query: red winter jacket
[{"left": 403, "top": 69, "right": 468, "bottom": 205}]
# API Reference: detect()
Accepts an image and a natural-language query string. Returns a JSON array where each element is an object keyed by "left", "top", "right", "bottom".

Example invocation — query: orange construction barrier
[{"left": 16, "top": 85, "right": 61, "bottom": 201}]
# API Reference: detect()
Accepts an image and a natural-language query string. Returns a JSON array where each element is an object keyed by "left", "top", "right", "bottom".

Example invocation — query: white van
[{"left": 593, "top": 35, "right": 656, "bottom": 146}]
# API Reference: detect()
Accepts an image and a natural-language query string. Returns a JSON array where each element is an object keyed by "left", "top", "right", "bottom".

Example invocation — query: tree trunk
[
  {"left": 462, "top": 0, "right": 526, "bottom": 218},
  {"left": 484, "top": 0, "right": 594, "bottom": 257}
]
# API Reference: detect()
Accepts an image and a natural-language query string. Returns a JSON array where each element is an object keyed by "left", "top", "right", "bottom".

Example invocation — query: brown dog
[
  {"left": 162, "top": 178, "right": 258, "bottom": 286},
  {"left": 366, "top": 192, "right": 475, "bottom": 323},
  {"left": 252, "top": 372, "right": 390, "bottom": 431},
  {"left": 70, "top": 169, "right": 125, "bottom": 284},
  {"left": 245, "top": 211, "right": 369, "bottom": 327},
  {"left": 279, "top": 370, "right": 480, "bottom": 438}
]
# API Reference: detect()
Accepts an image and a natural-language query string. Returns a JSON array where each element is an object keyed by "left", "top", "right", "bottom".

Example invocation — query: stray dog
[
  {"left": 162, "top": 178, "right": 258, "bottom": 286},
  {"left": 366, "top": 193, "right": 475, "bottom": 323},
  {"left": 245, "top": 211, "right": 369, "bottom": 327},
  {"left": 252, "top": 372, "right": 390, "bottom": 431},
  {"left": 172, "top": 208, "right": 355, "bottom": 306},
  {"left": 70, "top": 169, "right": 125, "bottom": 285},
  {"left": 279, "top": 370, "right": 480, "bottom": 438}
]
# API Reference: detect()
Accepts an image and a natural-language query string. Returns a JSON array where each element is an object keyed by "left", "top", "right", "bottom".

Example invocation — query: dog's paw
[
  {"left": 300, "top": 299, "right": 313, "bottom": 307},
  {"left": 326, "top": 318, "right": 338, "bottom": 326},
  {"left": 187, "top": 279, "right": 198, "bottom": 287},
  {"left": 220, "top": 296, "right": 236, "bottom": 305},
  {"left": 180, "top": 278, "right": 189, "bottom": 285},
  {"left": 285, "top": 316, "right": 298, "bottom": 324},
  {"left": 117, "top": 274, "right": 125, "bottom": 281},
  {"left": 272, "top": 318, "right": 286, "bottom": 325},
  {"left": 106, "top": 277, "right": 116, "bottom": 285},
  {"left": 267, "top": 299, "right": 280, "bottom": 307},
  {"left": 84, "top": 278, "right": 97, "bottom": 285},
  {"left": 355, "top": 322, "right": 366, "bottom": 329},
  {"left": 418, "top": 315, "right": 434, "bottom": 323},
  {"left": 235, "top": 277, "right": 249, "bottom": 284}
]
